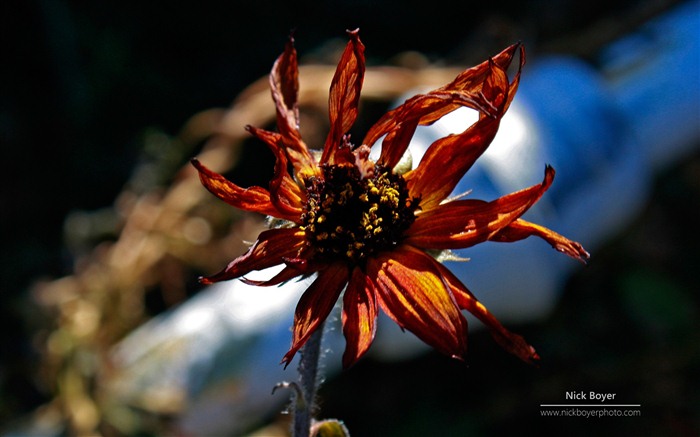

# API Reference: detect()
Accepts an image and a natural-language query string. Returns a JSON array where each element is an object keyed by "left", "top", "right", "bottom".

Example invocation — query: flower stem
[{"left": 293, "top": 322, "right": 324, "bottom": 437}]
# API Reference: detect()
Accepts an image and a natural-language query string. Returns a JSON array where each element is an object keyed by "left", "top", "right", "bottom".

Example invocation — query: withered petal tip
[
  {"left": 580, "top": 252, "right": 591, "bottom": 265},
  {"left": 544, "top": 164, "right": 556, "bottom": 177}
]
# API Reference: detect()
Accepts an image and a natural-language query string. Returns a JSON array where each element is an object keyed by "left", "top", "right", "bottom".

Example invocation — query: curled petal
[
  {"left": 499, "top": 44, "right": 525, "bottom": 114},
  {"left": 245, "top": 125, "right": 305, "bottom": 222},
  {"left": 431, "top": 259, "right": 540, "bottom": 365},
  {"left": 341, "top": 267, "right": 379, "bottom": 368},
  {"left": 321, "top": 29, "right": 365, "bottom": 165},
  {"left": 270, "top": 35, "right": 300, "bottom": 136},
  {"left": 191, "top": 158, "right": 282, "bottom": 218},
  {"left": 363, "top": 44, "right": 522, "bottom": 145},
  {"left": 368, "top": 245, "right": 468, "bottom": 360},
  {"left": 404, "top": 50, "right": 520, "bottom": 209},
  {"left": 404, "top": 45, "right": 524, "bottom": 209},
  {"left": 445, "top": 43, "right": 524, "bottom": 115},
  {"left": 199, "top": 227, "right": 307, "bottom": 284},
  {"left": 490, "top": 218, "right": 591, "bottom": 263},
  {"left": 451, "top": 44, "right": 521, "bottom": 82},
  {"left": 282, "top": 262, "right": 350, "bottom": 367},
  {"left": 363, "top": 44, "right": 523, "bottom": 170},
  {"left": 366, "top": 92, "right": 497, "bottom": 170},
  {"left": 270, "top": 36, "right": 316, "bottom": 175},
  {"left": 406, "top": 165, "right": 555, "bottom": 249},
  {"left": 372, "top": 95, "right": 496, "bottom": 170}
]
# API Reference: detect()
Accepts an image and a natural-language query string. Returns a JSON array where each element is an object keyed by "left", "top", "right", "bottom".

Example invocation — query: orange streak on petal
[
  {"left": 369, "top": 246, "right": 467, "bottom": 360},
  {"left": 341, "top": 267, "right": 379, "bottom": 368},
  {"left": 282, "top": 262, "right": 350, "bottom": 367}
]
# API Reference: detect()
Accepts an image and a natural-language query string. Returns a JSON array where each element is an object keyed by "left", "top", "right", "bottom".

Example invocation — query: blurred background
[{"left": 2, "top": 0, "right": 699, "bottom": 435}]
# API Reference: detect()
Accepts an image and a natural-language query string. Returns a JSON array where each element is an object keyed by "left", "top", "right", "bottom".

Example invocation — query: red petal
[
  {"left": 199, "top": 227, "right": 307, "bottom": 284},
  {"left": 368, "top": 245, "right": 468, "bottom": 360},
  {"left": 282, "top": 262, "right": 350, "bottom": 367},
  {"left": 341, "top": 267, "right": 379, "bottom": 368},
  {"left": 490, "top": 218, "right": 590, "bottom": 263},
  {"left": 245, "top": 125, "right": 305, "bottom": 222},
  {"left": 269, "top": 35, "right": 316, "bottom": 175},
  {"left": 270, "top": 35, "right": 300, "bottom": 136},
  {"left": 499, "top": 45, "right": 525, "bottom": 114},
  {"left": 406, "top": 165, "right": 555, "bottom": 249},
  {"left": 431, "top": 259, "right": 540, "bottom": 365},
  {"left": 320, "top": 29, "right": 365, "bottom": 165},
  {"left": 405, "top": 115, "right": 500, "bottom": 210},
  {"left": 404, "top": 49, "right": 522, "bottom": 210},
  {"left": 191, "top": 158, "right": 282, "bottom": 218}
]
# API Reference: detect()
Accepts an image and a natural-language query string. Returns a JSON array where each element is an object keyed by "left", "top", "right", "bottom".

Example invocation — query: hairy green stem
[{"left": 293, "top": 322, "right": 324, "bottom": 437}]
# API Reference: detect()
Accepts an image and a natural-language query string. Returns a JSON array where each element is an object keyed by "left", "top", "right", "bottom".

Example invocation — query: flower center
[{"left": 302, "top": 164, "right": 418, "bottom": 263}]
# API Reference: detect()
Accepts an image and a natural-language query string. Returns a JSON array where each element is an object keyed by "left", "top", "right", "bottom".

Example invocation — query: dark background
[{"left": 2, "top": 0, "right": 698, "bottom": 435}]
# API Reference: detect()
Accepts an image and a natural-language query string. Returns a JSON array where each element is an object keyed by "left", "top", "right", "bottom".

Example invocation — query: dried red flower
[{"left": 192, "top": 29, "right": 589, "bottom": 369}]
